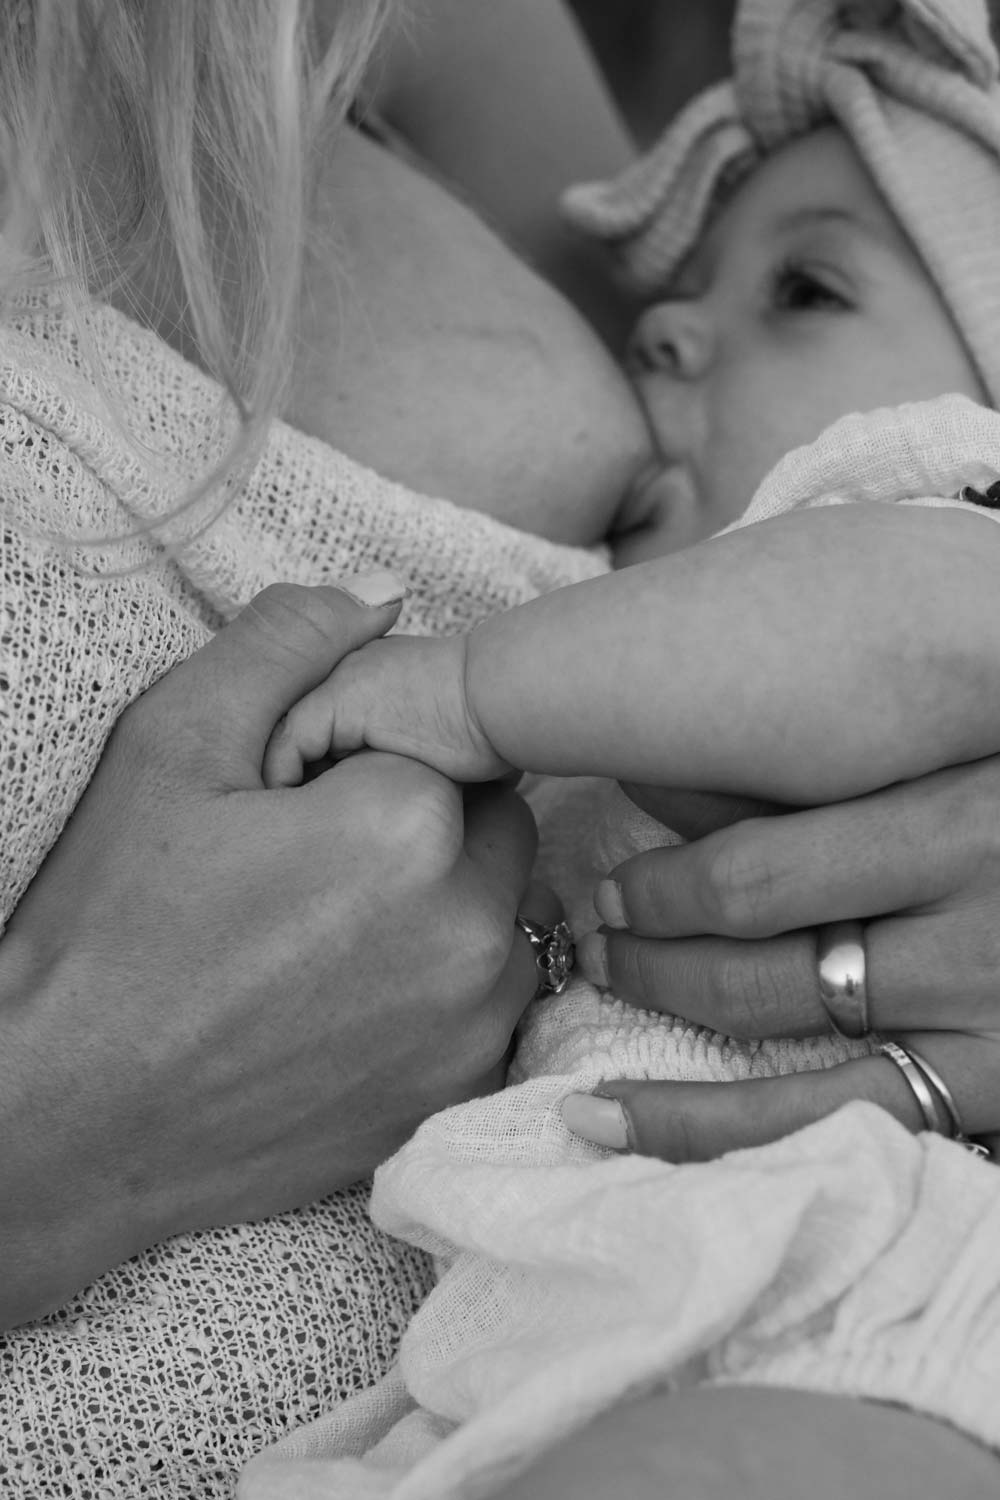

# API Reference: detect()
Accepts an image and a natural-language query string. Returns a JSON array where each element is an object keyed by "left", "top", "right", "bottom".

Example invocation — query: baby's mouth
[
  {"left": 621, "top": 457, "right": 697, "bottom": 525},
  {"left": 612, "top": 460, "right": 703, "bottom": 563},
  {"left": 617, "top": 457, "right": 670, "bottom": 529}
]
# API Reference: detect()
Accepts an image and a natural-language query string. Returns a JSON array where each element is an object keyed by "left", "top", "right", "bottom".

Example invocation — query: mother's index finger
[
  {"left": 599, "top": 816, "right": 807, "bottom": 940},
  {"left": 605, "top": 773, "right": 973, "bottom": 941}
]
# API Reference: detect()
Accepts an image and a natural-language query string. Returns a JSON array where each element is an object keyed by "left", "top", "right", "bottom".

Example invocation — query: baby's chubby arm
[{"left": 265, "top": 504, "right": 1000, "bottom": 803}]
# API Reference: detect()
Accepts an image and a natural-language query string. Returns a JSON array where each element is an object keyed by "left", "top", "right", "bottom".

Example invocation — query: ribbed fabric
[
  {"left": 240, "top": 394, "right": 1000, "bottom": 1500},
  {"left": 563, "top": 0, "right": 1000, "bottom": 406}
]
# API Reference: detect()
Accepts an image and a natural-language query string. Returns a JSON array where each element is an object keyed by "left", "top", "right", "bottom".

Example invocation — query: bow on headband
[
  {"left": 740, "top": 0, "right": 998, "bottom": 144},
  {"left": 564, "top": 0, "right": 1000, "bottom": 401}
]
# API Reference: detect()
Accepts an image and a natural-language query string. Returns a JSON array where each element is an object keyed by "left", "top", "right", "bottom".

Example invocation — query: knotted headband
[{"left": 565, "top": 0, "right": 1000, "bottom": 404}]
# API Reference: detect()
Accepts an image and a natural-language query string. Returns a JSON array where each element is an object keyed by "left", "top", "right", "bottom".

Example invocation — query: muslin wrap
[{"left": 240, "top": 395, "right": 1000, "bottom": 1500}]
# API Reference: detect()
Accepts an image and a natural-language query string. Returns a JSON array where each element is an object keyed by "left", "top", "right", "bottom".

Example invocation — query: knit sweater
[{"left": 0, "top": 291, "right": 608, "bottom": 1500}]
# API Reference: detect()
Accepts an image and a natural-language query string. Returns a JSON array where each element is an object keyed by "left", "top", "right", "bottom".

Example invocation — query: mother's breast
[{"left": 284, "top": 126, "right": 651, "bottom": 549}]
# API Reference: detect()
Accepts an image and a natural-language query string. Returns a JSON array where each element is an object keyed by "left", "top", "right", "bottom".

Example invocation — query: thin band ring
[
  {"left": 902, "top": 1044, "right": 991, "bottom": 1159},
  {"left": 879, "top": 1040, "right": 943, "bottom": 1133},
  {"left": 816, "top": 920, "right": 869, "bottom": 1038},
  {"left": 880, "top": 1040, "right": 991, "bottom": 1159}
]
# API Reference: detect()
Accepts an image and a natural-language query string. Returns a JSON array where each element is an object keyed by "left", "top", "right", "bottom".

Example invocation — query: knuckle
[
  {"left": 363, "top": 759, "right": 462, "bottom": 871},
  {"left": 247, "top": 581, "right": 320, "bottom": 624},
  {"left": 942, "top": 760, "right": 1000, "bottom": 869},
  {"left": 243, "top": 583, "right": 339, "bottom": 661},
  {"left": 646, "top": 1100, "right": 708, "bottom": 1162},
  {"left": 696, "top": 827, "right": 777, "bottom": 937},
  {"left": 960, "top": 922, "right": 1000, "bottom": 992},
  {"left": 612, "top": 936, "right": 670, "bottom": 1006},
  {"left": 970, "top": 807, "right": 1000, "bottom": 878},
  {"left": 710, "top": 951, "right": 788, "bottom": 1036},
  {"left": 629, "top": 1085, "right": 739, "bottom": 1163},
  {"left": 770, "top": 1068, "right": 834, "bottom": 1132},
  {"left": 437, "top": 905, "right": 511, "bottom": 1009},
  {"left": 464, "top": 908, "right": 512, "bottom": 992},
  {"left": 627, "top": 857, "right": 674, "bottom": 930}
]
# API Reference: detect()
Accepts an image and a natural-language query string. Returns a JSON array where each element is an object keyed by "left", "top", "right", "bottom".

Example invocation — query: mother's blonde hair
[{"left": 0, "top": 0, "right": 394, "bottom": 526}]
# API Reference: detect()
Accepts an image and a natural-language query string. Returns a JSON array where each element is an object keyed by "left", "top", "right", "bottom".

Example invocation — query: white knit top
[{"left": 0, "top": 291, "right": 608, "bottom": 1499}]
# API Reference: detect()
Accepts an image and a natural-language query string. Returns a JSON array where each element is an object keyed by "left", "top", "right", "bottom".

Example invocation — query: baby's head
[{"left": 568, "top": 0, "right": 1000, "bottom": 560}]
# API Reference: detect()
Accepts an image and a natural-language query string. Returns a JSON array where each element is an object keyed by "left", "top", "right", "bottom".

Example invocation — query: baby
[
  {"left": 247, "top": 1, "right": 1000, "bottom": 1494},
  {"left": 266, "top": 92, "right": 1000, "bottom": 811}
]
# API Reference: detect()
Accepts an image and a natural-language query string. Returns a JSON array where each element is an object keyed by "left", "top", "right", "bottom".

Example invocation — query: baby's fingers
[
  {"left": 560, "top": 1036, "right": 997, "bottom": 1162},
  {"left": 263, "top": 689, "right": 341, "bottom": 787}
]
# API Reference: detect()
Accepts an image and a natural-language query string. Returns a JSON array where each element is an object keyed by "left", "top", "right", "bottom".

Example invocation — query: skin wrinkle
[{"left": 699, "top": 822, "right": 782, "bottom": 938}]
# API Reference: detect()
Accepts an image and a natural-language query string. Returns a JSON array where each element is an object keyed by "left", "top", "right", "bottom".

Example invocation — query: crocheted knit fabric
[
  {"left": 240, "top": 396, "right": 1000, "bottom": 1500},
  {"left": 0, "top": 291, "right": 608, "bottom": 1499}
]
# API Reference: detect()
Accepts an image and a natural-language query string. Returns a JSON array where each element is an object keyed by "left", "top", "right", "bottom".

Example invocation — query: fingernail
[
  {"left": 576, "top": 931, "right": 608, "bottom": 988},
  {"left": 336, "top": 568, "right": 407, "bottom": 608},
  {"left": 594, "top": 879, "right": 627, "bottom": 929},
  {"left": 561, "top": 1093, "right": 629, "bottom": 1150}
]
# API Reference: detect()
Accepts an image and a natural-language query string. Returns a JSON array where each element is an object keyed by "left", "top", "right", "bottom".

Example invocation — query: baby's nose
[{"left": 627, "top": 300, "right": 714, "bottom": 381}]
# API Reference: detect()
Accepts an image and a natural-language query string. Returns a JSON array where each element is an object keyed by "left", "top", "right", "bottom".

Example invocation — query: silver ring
[
  {"left": 816, "top": 920, "right": 869, "bottom": 1038},
  {"left": 880, "top": 1041, "right": 990, "bottom": 1158},
  {"left": 515, "top": 915, "right": 575, "bottom": 999},
  {"left": 879, "top": 1040, "right": 942, "bottom": 1132}
]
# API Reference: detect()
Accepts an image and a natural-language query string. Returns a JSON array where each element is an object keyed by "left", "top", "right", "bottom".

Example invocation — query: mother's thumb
[{"left": 156, "top": 572, "right": 406, "bottom": 778}]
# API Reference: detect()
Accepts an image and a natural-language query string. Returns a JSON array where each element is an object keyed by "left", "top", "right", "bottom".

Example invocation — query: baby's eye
[{"left": 770, "top": 261, "right": 850, "bottom": 313}]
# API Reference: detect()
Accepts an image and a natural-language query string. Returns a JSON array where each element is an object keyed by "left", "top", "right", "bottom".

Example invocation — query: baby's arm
[{"left": 265, "top": 504, "right": 1000, "bottom": 804}]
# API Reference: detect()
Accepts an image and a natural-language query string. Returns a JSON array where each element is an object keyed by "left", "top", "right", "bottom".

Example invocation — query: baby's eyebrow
[{"left": 769, "top": 205, "right": 887, "bottom": 247}]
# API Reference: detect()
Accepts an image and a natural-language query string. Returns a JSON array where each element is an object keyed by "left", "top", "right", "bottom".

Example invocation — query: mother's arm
[{"left": 0, "top": 579, "right": 549, "bottom": 1328}]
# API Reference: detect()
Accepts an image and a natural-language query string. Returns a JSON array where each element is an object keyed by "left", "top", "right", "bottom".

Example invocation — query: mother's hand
[
  {"left": 563, "top": 764, "right": 1000, "bottom": 1161},
  {"left": 0, "top": 578, "right": 549, "bottom": 1327}
]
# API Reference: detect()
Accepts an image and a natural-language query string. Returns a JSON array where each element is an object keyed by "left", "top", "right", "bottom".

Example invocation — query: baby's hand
[{"left": 262, "top": 634, "right": 513, "bottom": 787}]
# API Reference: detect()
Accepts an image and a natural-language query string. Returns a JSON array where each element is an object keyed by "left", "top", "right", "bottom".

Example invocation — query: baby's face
[{"left": 614, "top": 126, "right": 985, "bottom": 564}]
